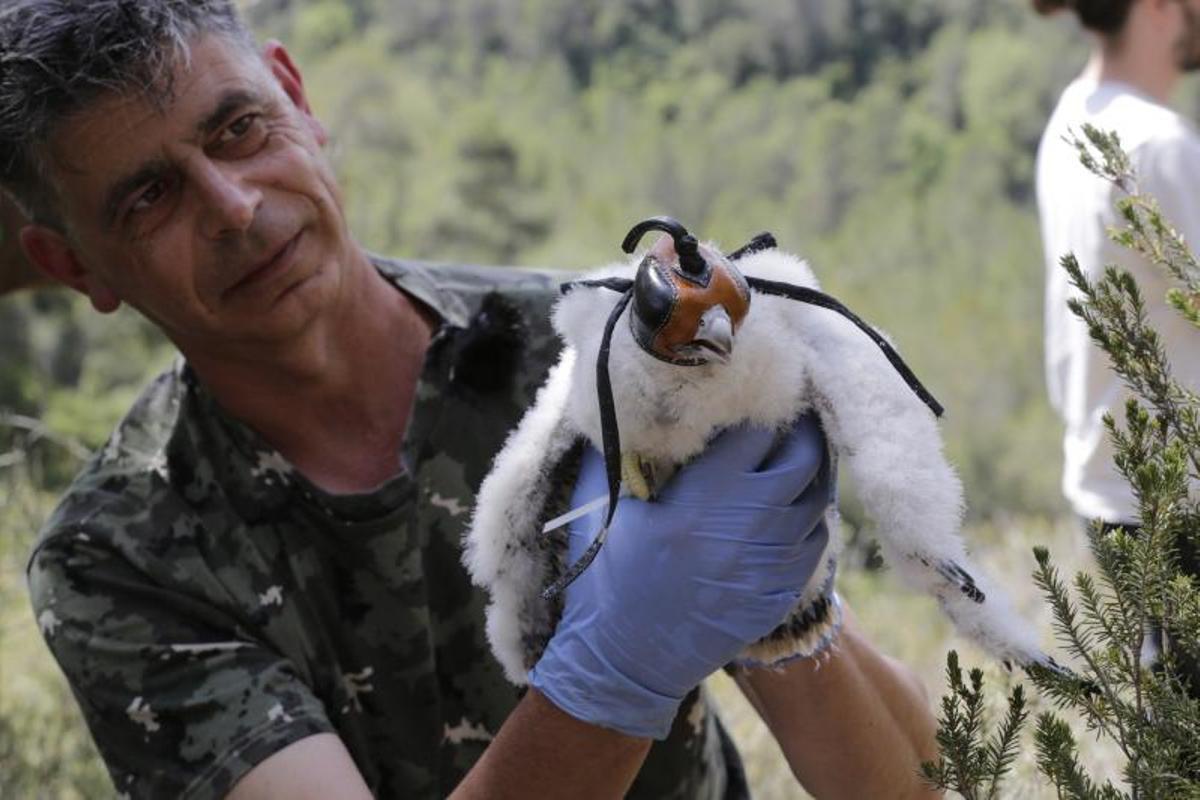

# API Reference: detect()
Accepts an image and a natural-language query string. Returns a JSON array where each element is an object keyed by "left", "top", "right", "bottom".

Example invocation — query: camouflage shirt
[{"left": 27, "top": 258, "right": 747, "bottom": 800}]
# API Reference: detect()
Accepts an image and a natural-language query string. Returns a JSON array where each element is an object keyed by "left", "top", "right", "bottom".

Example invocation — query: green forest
[
  {"left": 3, "top": 0, "right": 1193, "bottom": 796},
  {"left": 3, "top": 0, "right": 1113, "bottom": 515}
]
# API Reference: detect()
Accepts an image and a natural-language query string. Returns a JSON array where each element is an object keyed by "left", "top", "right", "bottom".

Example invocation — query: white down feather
[{"left": 466, "top": 245, "right": 1045, "bottom": 685}]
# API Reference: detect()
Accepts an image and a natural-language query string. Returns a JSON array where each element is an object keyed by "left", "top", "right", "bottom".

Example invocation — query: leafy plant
[
  {"left": 921, "top": 650, "right": 1028, "bottom": 800},
  {"left": 923, "top": 125, "right": 1200, "bottom": 799}
]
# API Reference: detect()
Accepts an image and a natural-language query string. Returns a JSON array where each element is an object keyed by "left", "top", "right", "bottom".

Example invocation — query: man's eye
[
  {"left": 221, "top": 113, "right": 256, "bottom": 141},
  {"left": 130, "top": 179, "right": 169, "bottom": 214},
  {"left": 217, "top": 113, "right": 266, "bottom": 149}
]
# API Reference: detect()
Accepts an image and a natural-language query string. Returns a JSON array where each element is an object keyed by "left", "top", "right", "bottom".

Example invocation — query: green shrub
[{"left": 923, "top": 126, "right": 1200, "bottom": 800}]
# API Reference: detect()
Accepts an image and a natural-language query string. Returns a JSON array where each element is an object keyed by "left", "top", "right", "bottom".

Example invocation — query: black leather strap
[
  {"left": 727, "top": 232, "right": 777, "bottom": 261},
  {"left": 542, "top": 288, "right": 633, "bottom": 599},
  {"left": 745, "top": 277, "right": 944, "bottom": 418},
  {"left": 542, "top": 270, "right": 945, "bottom": 598},
  {"left": 559, "top": 277, "right": 634, "bottom": 295}
]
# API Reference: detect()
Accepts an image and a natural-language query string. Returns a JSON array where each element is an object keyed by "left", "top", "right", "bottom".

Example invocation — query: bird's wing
[
  {"left": 463, "top": 347, "right": 584, "bottom": 685},
  {"left": 796, "top": 306, "right": 1045, "bottom": 666}
]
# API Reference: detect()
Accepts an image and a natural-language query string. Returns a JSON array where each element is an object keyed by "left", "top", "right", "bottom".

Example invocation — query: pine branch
[
  {"left": 1074, "top": 570, "right": 1136, "bottom": 683},
  {"left": 1034, "top": 713, "right": 1127, "bottom": 800},
  {"left": 926, "top": 124, "right": 1200, "bottom": 800},
  {"left": 1078, "top": 123, "right": 1200, "bottom": 294},
  {"left": 984, "top": 683, "right": 1029, "bottom": 800},
  {"left": 921, "top": 651, "right": 1029, "bottom": 799},
  {"left": 1032, "top": 547, "right": 1135, "bottom": 763}
]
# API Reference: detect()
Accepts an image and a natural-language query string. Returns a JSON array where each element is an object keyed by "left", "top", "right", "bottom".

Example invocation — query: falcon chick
[{"left": 465, "top": 216, "right": 1047, "bottom": 685}]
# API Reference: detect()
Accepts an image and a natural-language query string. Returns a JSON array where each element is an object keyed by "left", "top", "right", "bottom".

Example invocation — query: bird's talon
[{"left": 622, "top": 453, "right": 654, "bottom": 500}]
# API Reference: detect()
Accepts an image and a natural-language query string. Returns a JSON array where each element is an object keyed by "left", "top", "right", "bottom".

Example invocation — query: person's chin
[
  {"left": 212, "top": 271, "right": 332, "bottom": 349},
  {"left": 243, "top": 234, "right": 328, "bottom": 309},
  {"left": 271, "top": 255, "right": 328, "bottom": 308},
  {"left": 262, "top": 262, "right": 336, "bottom": 328}
]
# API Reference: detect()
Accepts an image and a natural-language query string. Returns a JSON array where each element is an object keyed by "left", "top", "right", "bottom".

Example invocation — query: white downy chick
[{"left": 465, "top": 216, "right": 1050, "bottom": 686}]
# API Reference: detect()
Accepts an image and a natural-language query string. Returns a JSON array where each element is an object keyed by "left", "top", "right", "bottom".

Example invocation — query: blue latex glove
[{"left": 528, "top": 412, "right": 834, "bottom": 739}]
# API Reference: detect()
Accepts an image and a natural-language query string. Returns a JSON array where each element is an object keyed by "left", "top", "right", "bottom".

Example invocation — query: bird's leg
[{"left": 621, "top": 452, "right": 655, "bottom": 500}]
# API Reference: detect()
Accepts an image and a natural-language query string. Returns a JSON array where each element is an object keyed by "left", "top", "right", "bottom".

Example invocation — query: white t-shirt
[{"left": 1037, "top": 77, "right": 1200, "bottom": 521}]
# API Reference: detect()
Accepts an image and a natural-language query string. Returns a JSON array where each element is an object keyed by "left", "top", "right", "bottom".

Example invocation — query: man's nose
[{"left": 192, "top": 160, "right": 261, "bottom": 237}]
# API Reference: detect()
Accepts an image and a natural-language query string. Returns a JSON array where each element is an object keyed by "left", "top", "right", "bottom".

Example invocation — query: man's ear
[
  {"left": 262, "top": 40, "right": 327, "bottom": 146},
  {"left": 19, "top": 225, "right": 120, "bottom": 313}
]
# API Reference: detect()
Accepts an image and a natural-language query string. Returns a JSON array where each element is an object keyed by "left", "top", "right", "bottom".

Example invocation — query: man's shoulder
[
  {"left": 413, "top": 259, "right": 569, "bottom": 296},
  {"left": 371, "top": 255, "right": 571, "bottom": 325},
  {"left": 29, "top": 362, "right": 193, "bottom": 572},
  {"left": 374, "top": 257, "right": 574, "bottom": 395},
  {"left": 1126, "top": 117, "right": 1200, "bottom": 193},
  {"left": 1047, "top": 79, "right": 1198, "bottom": 159}
]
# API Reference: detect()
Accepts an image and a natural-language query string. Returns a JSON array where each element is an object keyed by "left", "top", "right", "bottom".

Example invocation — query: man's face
[{"left": 41, "top": 35, "right": 351, "bottom": 356}]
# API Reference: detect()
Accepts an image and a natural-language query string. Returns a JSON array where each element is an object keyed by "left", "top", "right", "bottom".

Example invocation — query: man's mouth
[{"left": 223, "top": 231, "right": 303, "bottom": 299}]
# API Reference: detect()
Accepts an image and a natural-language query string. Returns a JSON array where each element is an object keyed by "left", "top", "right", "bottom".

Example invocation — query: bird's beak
[{"left": 691, "top": 305, "right": 734, "bottom": 364}]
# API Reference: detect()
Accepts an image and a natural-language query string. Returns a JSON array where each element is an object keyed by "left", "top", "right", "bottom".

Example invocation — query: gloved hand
[{"left": 528, "top": 412, "right": 834, "bottom": 739}]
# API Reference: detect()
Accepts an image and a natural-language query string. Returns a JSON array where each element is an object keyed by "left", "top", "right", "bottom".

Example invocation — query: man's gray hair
[{"left": 0, "top": 0, "right": 257, "bottom": 228}]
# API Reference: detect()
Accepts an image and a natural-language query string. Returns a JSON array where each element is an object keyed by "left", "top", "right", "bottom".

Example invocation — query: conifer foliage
[{"left": 922, "top": 125, "right": 1200, "bottom": 799}]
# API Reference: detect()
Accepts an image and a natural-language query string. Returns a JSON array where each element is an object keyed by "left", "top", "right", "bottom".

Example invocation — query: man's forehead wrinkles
[
  {"left": 52, "top": 94, "right": 164, "bottom": 178},
  {"left": 69, "top": 81, "right": 258, "bottom": 180}
]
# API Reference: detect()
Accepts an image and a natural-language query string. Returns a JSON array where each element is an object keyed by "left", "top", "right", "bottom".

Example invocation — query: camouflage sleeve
[{"left": 27, "top": 535, "right": 335, "bottom": 800}]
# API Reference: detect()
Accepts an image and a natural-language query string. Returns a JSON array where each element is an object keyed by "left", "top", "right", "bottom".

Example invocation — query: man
[
  {"left": 1035, "top": 0, "right": 1200, "bottom": 531},
  {"left": 2, "top": 2, "right": 938, "bottom": 797}
]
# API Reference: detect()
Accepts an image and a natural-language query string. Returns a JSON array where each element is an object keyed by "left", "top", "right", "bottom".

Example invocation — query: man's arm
[
  {"left": 226, "top": 734, "right": 373, "bottom": 800},
  {"left": 451, "top": 689, "right": 651, "bottom": 799},
  {"left": 735, "top": 605, "right": 940, "bottom": 800},
  {"left": 228, "top": 692, "right": 651, "bottom": 800},
  {"left": 0, "top": 193, "right": 47, "bottom": 295},
  {"left": 226, "top": 610, "right": 937, "bottom": 800}
]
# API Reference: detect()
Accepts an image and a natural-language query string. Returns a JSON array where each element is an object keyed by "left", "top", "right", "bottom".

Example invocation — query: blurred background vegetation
[{"left": 3, "top": 0, "right": 1193, "bottom": 795}]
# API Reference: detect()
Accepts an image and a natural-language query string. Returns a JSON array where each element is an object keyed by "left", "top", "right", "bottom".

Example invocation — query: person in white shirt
[{"left": 1034, "top": 0, "right": 1200, "bottom": 529}]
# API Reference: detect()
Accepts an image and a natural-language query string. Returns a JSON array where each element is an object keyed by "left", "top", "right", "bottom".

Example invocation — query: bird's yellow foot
[{"left": 621, "top": 453, "right": 655, "bottom": 500}]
